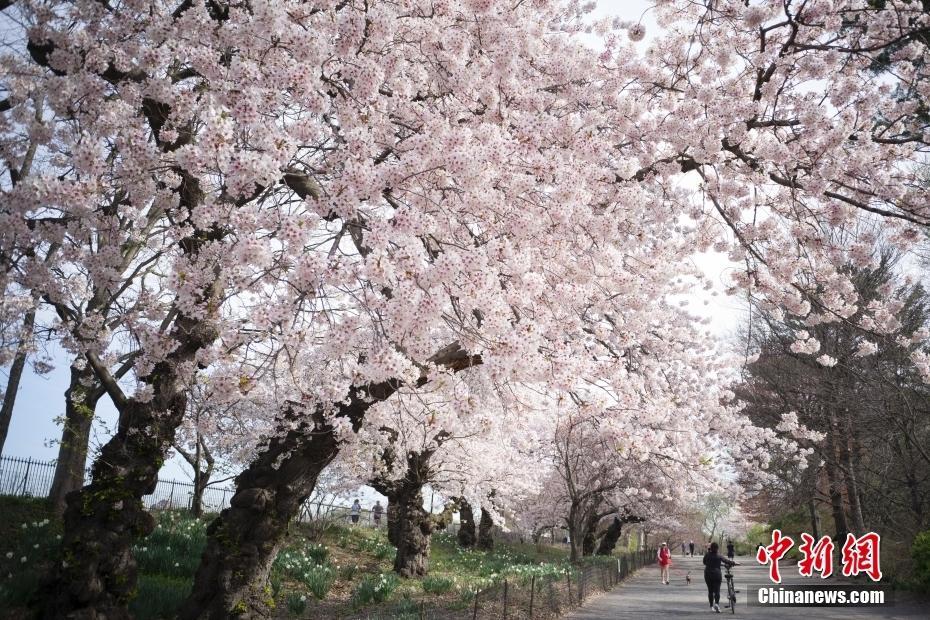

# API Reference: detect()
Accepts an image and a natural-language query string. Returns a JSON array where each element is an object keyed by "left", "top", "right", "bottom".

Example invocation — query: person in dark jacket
[
  {"left": 726, "top": 540, "right": 735, "bottom": 560},
  {"left": 703, "top": 542, "right": 739, "bottom": 612}
]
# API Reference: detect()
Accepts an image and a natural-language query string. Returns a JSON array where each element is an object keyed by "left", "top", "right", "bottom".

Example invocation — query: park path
[{"left": 564, "top": 553, "right": 925, "bottom": 619}]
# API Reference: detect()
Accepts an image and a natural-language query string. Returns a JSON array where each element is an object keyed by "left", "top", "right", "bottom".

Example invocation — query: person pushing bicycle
[{"left": 703, "top": 542, "right": 739, "bottom": 613}]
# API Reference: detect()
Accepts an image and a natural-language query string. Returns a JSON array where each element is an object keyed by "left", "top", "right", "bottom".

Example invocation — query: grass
[{"left": 0, "top": 496, "right": 587, "bottom": 618}]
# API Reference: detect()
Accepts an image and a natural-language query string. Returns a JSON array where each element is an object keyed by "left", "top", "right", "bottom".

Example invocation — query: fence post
[
  {"left": 566, "top": 572, "right": 572, "bottom": 605},
  {"left": 167, "top": 480, "right": 176, "bottom": 509},
  {"left": 529, "top": 575, "right": 535, "bottom": 618},
  {"left": 20, "top": 457, "right": 33, "bottom": 496},
  {"left": 503, "top": 578, "right": 508, "bottom": 620},
  {"left": 580, "top": 567, "right": 585, "bottom": 601},
  {"left": 472, "top": 588, "right": 479, "bottom": 620}
]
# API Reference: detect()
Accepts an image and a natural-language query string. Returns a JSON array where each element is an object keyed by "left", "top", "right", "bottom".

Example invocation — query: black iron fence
[
  {"left": 0, "top": 454, "right": 235, "bottom": 512},
  {"left": 0, "top": 454, "right": 389, "bottom": 521}
]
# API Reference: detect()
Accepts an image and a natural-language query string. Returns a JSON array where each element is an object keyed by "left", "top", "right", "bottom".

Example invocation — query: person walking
[
  {"left": 688, "top": 539, "right": 695, "bottom": 556},
  {"left": 657, "top": 542, "right": 672, "bottom": 585},
  {"left": 350, "top": 498, "right": 361, "bottom": 524},
  {"left": 726, "top": 540, "right": 735, "bottom": 560},
  {"left": 703, "top": 541, "right": 739, "bottom": 612},
  {"left": 681, "top": 542, "right": 687, "bottom": 556},
  {"left": 373, "top": 500, "right": 383, "bottom": 527}
]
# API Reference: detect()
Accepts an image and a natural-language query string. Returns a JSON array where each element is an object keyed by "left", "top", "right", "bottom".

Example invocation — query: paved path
[{"left": 565, "top": 554, "right": 925, "bottom": 619}]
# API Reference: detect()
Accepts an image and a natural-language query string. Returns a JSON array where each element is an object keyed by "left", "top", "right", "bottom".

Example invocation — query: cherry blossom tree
[{"left": 2, "top": 1, "right": 929, "bottom": 618}]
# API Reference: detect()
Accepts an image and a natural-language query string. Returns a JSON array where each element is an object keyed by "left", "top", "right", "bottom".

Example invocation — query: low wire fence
[
  {"left": 349, "top": 550, "right": 657, "bottom": 619},
  {"left": 464, "top": 550, "right": 656, "bottom": 619}
]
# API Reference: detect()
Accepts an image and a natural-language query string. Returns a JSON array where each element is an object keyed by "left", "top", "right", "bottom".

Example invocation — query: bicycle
[{"left": 723, "top": 565, "right": 738, "bottom": 614}]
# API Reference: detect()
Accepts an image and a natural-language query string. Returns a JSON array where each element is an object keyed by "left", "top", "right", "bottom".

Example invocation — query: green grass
[
  {"left": 129, "top": 574, "right": 192, "bottom": 619},
  {"left": 351, "top": 572, "right": 400, "bottom": 607},
  {"left": 421, "top": 575, "right": 454, "bottom": 594},
  {"left": 0, "top": 497, "right": 60, "bottom": 609},
  {"left": 0, "top": 496, "right": 581, "bottom": 618}
]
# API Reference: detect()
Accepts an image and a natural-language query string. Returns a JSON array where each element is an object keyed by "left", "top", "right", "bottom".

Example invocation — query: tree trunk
[
  {"left": 40, "top": 301, "right": 220, "bottom": 618},
  {"left": 49, "top": 364, "right": 101, "bottom": 516},
  {"left": 40, "top": 386, "right": 195, "bottom": 618},
  {"left": 824, "top": 456, "right": 849, "bottom": 543},
  {"left": 839, "top": 437, "right": 866, "bottom": 533},
  {"left": 191, "top": 473, "right": 206, "bottom": 518},
  {"left": 372, "top": 449, "right": 439, "bottom": 578},
  {"left": 477, "top": 506, "right": 494, "bottom": 551},
  {"left": 182, "top": 345, "right": 477, "bottom": 618},
  {"left": 582, "top": 518, "right": 599, "bottom": 556},
  {"left": 387, "top": 483, "right": 432, "bottom": 577},
  {"left": 456, "top": 499, "right": 476, "bottom": 548},
  {"left": 596, "top": 518, "right": 623, "bottom": 556},
  {"left": 181, "top": 378, "right": 409, "bottom": 619},
  {"left": 0, "top": 308, "right": 35, "bottom": 453},
  {"left": 808, "top": 499, "right": 820, "bottom": 542},
  {"left": 180, "top": 409, "right": 341, "bottom": 619}
]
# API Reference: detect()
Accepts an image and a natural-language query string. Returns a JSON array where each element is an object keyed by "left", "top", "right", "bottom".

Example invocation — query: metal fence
[
  {"left": 463, "top": 550, "right": 656, "bottom": 619},
  {"left": 348, "top": 550, "right": 657, "bottom": 619},
  {"left": 0, "top": 454, "right": 388, "bottom": 521},
  {"left": 0, "top": 454, "right": 236, "bottom": 512}
]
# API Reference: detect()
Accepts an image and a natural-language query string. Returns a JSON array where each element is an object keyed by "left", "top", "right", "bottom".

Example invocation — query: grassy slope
[{"left": 0, "top": 497, "right": 577, "bottom": 619}]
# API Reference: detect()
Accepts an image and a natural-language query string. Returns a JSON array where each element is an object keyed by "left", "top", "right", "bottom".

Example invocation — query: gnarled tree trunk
[
  {"left": 388, "top": 482, "right": 432, "bottom": 577},
  {"left": 582, "top": 513, "right": 600, "bottom": 556},
  {"left": 49, "top": 364, "right": 101, "bottom": 516},
  {"left": 40, "top": 310, "right": 219, "bottom": 620},
  {"left": 457, "top": 499, "right": 476, "bottom": 548},
  {"left": 477, "top": 505, "right": 494, "bottom": 551},
  {"left": 596, "top": 517, "right": 623, "bottom": 556},
  {"left": 373, "top": 450, "right": 436, "bottom": 578},
  {"left": 181, "top": 344, "right": 478, "bottom": 618},
  {"left": 180, "top": 408, "right": 343, "bottom": 619}
]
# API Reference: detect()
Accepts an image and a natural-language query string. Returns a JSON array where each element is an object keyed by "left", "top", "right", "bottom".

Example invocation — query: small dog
[{"left": 685, "top": 572, "right": 692, "bottom": 585}]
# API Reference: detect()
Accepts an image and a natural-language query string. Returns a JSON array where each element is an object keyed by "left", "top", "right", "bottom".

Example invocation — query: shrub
[
  {"left": 305, "top": 542, "right": 329, "bottom": 565},
  {"left": 351, "top": 572, "right": 399, "bottom": 607},
  {"left": 421, "top": 575, "right": 454, "bottom": 594},
  {"left": 301, "top": 564, "right": 336, "bottom": 600},
  {"left": 358, "top": 536, "right": 395, "bottom": 560},
  {"left": 285, "top": 592, "right": 308, "bottom": 616},
  {"left": 912, "top": 530, "right": 930, "bottom": 592},
  {"left": 339, "top": 562, "right": 360, "bottom": 581}
]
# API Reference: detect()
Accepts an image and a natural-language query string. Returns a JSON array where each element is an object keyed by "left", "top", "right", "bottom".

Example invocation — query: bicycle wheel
[{"left": 728, "top": 577, "right": 736, "bottom": 614}]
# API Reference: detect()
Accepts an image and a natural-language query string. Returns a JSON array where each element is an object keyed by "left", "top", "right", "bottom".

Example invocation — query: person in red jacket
[{"left": 657, "top": 542, "right": 672, "bottom": 584}]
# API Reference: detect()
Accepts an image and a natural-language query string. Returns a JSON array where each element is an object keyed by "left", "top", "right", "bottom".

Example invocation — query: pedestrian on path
[
  {"left": 657, "top": 542, "right": 672, "bottom": 585},
  {"left": 350, "top": 498, "right": 361, "bottom": 524},
  {"left": 703, "top": 542, "right": 739, "bottom": 613},
  {"left": 726, "top": 540, "right": 735, "bottom": 560},
  {"left": 681, "top": 542, "right": 687, "bottom": 556},
  {"left": 372, "top": 500, "right": 383, "bottom": 526},
  {"left": 688, "top": 539, "right": 695, "bottom": 556}
]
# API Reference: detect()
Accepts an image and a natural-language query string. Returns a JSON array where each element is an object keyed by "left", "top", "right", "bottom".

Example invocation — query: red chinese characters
[
  {"left": 798, "top": 533, "right": 834, "bottom": 578},
  {"left": 841, "top": 532, "right": 883, "bottom": 582},
  {"left": 756, "top": 529, "right": 794, "bottom": 583}
]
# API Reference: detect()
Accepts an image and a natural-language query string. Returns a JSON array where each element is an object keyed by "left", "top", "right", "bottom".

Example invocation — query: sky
[{"left": 0, "top": 0, "right": 748, "bottom": 492}]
